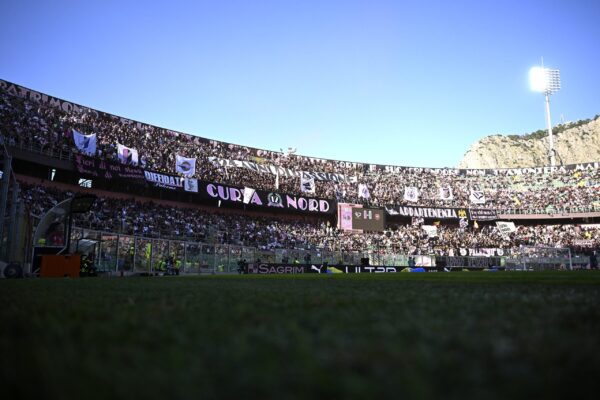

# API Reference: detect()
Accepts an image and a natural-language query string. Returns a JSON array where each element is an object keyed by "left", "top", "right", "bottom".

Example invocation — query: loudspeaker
[{"left": 360, "top": 257, "right": 369, "bottom": 266}]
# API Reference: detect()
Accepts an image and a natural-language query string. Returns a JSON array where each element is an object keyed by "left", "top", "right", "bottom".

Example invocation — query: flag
[
  {"left": 469, "top": 189, "right": 486, "bottom": 204},
  {"left": 496, "top": 221, "right": 516, "bottom": 236},
  {"left": 404, "top": 187, "right": 419, "bottom": 202},
  {"left": 184, "top": 178, "right": 198, "bottom": 193},
  {"left": 386, "top": 206, "right": 399, "bottom": 215},
  {"left": 422, "top": 225, "right": 438, "bottom": 238},
  {"left": 275, "top": 170, "right": 279, "bottom": 190},
  {"left": 411, "top": 217, "right": 424, "bottom": 225},
  {"left": 439, "top": 185, "right": 453, "bottom": 200},
  {"left": 459, "top": 218, "right": 468, "bottom": 229},
  {"left": 117, "top": 143, "right": 139, "bottom": 165},
  {"left": 280, "top": 147, "right": 297, "bottom": 157},
  {"left": 300, "top": 174, "right": 315, "bottom": 193},
  {"left": 358, "top": 183, "right": 370, "bottom": 199},
  {"left": 175, "top": 155, "right": 196, "bottom": 177},
  {"left": 243, "top": 187, "right": 256, "bottom": 204},
  {"left": 73, "top": 130, "right": 96, "bottom": 155}
]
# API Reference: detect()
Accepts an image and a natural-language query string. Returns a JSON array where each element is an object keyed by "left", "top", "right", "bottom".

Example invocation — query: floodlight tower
[{"left": 529, "top": 64, "right": 561, "bottom": 167}]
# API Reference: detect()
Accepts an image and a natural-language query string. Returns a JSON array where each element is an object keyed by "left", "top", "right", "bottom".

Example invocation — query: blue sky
[{"left": 1, "top": 0, "right": 599, "bottom": 168}]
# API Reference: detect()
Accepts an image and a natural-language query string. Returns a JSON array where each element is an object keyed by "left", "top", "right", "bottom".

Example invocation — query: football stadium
[
  {"left": 2, "top": 1, "right": 600, "bottom": 399},
  {"left": 1, "top": 78, "right": 600, "bottom": 398}
]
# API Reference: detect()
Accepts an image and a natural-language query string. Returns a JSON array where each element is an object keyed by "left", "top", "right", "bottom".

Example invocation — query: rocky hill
[{"left": 458, "top": 116, "right": 600, "bottom": 169}]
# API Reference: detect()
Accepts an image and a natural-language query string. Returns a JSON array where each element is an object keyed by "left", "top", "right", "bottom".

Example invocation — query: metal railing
[
  {"left": 70, "top": 227, "right": 374, "bottom": 274},
  {"left": 70, "top": 226, "right": 585, "bottom": 274},
  {"left": 6, "top": 138, "right": 75, "bottom": 162}
]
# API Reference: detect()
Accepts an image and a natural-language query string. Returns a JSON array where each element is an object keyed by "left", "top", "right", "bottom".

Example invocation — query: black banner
[
  {"left": 203, "top": 182, "right": 334, "bottom": 214},
  {"left": 468, "top": 208, "right": 497, "bottom": 221},
  {"left": 144, "top": 170, "right": 186, "bottom": 190},
  {"left": 74, "top": 154, "right": 145, "bottom": 181},
  {"left": 141, "top": 171, "right": 336, "bottom": 214},
  {"left": 385, "top": 204, "right": 469, "bottom": 220}
]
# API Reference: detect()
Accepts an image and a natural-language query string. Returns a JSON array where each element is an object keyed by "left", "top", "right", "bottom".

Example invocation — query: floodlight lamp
[
  {"left": 529, "top": 67, "right": 548, "bottom": 92},
  {"left": 530, "top": 66, "right": 561, "bottom": 94}
]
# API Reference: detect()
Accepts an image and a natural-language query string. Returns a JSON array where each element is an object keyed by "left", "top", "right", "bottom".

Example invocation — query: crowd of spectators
[
  {"left": 21, "top": 183, "right": 600, "bottom": 256},
  {"left": 3, "top": 87, "right": 600, "bottom": 214}
]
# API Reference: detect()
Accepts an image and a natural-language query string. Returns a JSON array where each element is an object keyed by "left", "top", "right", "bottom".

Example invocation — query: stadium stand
[{"left": 1, "top": 79, "right": 599, "bottom": 273}]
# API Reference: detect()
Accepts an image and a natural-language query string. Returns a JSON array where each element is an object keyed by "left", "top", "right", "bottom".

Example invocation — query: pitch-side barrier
[{"left": 245, "top": 263, "right": 507, "bottom": 274}]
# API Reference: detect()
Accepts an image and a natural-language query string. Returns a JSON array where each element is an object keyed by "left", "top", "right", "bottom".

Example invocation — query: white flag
[
  {"left": 73, "top": 130, "right": 96, "bottom": 155},
  {"left": 300, "top": 174, "right": 315, "bottom": 193},
  {"left": 404, "top": 187, "right": 419, "bottom": 202},
  {"left": 412, "top": 217, "right": 424, "bottom": 226},
  {"left": 385, "top": 206, "right": 399, "bottom": 215},
  {"left": 176, "top": 155, "right": 196, "bottom": 177},
  {"left": 422, "top": 225, "right": 438, "bottom": 238},
  {"left": 358, "top": 183, "right": 370, "bottom": 199},
  {"left": 469, "top": 189, "right": 486, "bottom": 204},
  {"left": 496, "top": 221, "right": 516, "bottom": 237},
  {"left": 184, "top": 178, "right": 198, "bottom": 193},
  {"left": 117, "top": 143, "right": 138, "bottom": 165},
  {"left": 439, "top": 185, "right": 453, "bottom": 200},
  {"left": 243, "top": 187, "right": 256, "bottom": 204}
]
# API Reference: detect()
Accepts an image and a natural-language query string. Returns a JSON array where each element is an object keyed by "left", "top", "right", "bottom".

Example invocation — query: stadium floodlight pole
[{"left": 529, "top": 61, "right": 561, "bottom": 167}]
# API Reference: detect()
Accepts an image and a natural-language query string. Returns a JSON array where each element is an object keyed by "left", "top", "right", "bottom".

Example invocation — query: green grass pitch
[{"left": 1, "top": 272, "right": 600, "bottom": 399}]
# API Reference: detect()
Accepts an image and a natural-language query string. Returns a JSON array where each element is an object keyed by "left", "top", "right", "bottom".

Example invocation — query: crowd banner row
[
  {"left": 385, "top": 204, "right": 498, "bottom": 221},
  {"left": 367, "top": 161, "right": 600, "bottom": 177},
  {"left": 74, "top": 154, "right": 335, "bottom": 214},
  {"left": 74, "top": 154, "right": 502, "bottom": 219},
  {"left": 208, "top": 156, "right": 354, "bottom": 183},
  {"left": 3, "top": 78, "right": 600, "bottom": 178},
  {"left": 74, "top": 154, "right": 146, "bottom": 181}
]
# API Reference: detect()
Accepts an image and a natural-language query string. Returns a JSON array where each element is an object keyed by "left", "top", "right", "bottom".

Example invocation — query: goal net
[{"left": 505, "top": 246, "right": 572, "bottom": 271}]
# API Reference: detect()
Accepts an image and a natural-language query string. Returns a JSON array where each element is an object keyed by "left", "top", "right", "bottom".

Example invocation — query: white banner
[
  {"left": 243, "top": 187, "right": 256, "bottom": 204},
  {"left": 439, "top": 185, "right": 453, "bottom": 200},
  {"left": 404, "top": 187, "right": 419, "bottom": 202},
  {"left": 117, "top": 143, "right": 139, "bottom": 166},
  {"left": 422, "top": 225, "right": 438, "bottom": 238},
  {"left": 496, "top": 221, "right": 516, "bottom": 237},
  {"left": 358, "top": 183, "right": 370, "bottom": 199},
  {"left": 73, "top": 130, "right": 96, "bottom": 155},
  {"left": 184, "top": 178, "right": 198, "bottom": 193},
  {"left": 176, "top": 155, "right": 197, "bottom": 177},
  {"left": 469, "top": 189, "right": 486, "bottom": 204},
  {"left": 300, "top": 175, "right": 315, "bottom": 193}
]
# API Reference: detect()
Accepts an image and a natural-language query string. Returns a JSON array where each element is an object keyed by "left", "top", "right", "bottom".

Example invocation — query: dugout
[{"left": 31, "top": 195, "right": 96, "bottom": 277}]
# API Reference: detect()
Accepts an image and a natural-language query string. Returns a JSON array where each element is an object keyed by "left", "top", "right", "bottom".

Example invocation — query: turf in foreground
[{"left": 1, "top": 272, "right": 599, "bottom": 399}]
